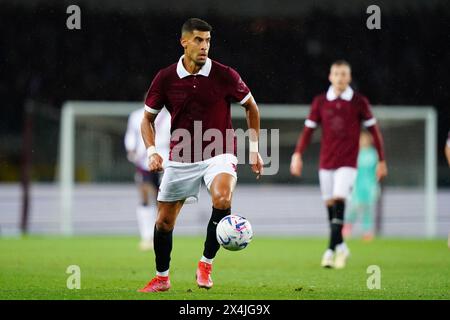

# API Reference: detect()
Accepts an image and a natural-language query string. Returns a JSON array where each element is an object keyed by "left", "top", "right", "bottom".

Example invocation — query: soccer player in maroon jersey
[
  {"left": 290, "top": 60, "right": 388, "bottom": 269},
  {"left": 138, "top": 18, "right": 264, "bottom": 292}
]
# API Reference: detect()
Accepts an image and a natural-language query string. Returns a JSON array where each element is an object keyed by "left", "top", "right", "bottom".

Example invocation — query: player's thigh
[
  {"left": 156, "top": 200, "right": 185, "bottom": 231},
  {"left": 204, "top": 154, "right": 238, "bottom": 208},
  {"left": 319, "top": 169, "right": 334, "bottom": 202},
  {"left": 332, "top": 167, "right": 357, "bottom": 199},
  {"left": 209, "top": 173, "right": 237, "bottom": 208}
]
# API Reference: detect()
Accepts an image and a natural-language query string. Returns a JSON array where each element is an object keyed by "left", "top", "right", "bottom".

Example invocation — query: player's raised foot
[
  {"left": 321, "top": 249, "right": 335, "bottom": 268},
  {"left": 196, "top": 261, "right": 213, "bottom": 289},
  {"left": 334, "top": 243, "right": 350, "bottom": 269},
  {"left": 138, "top": 276, "right": 170, "bottom": 292},
  {"left": 139, "top": 240, "right": 154, "bottom": 251}
]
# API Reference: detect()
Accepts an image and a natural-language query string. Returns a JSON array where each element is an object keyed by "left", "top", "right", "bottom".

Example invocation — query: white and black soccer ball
[{"left": 216, "top": 215, "right": 253, "bottom": 251}]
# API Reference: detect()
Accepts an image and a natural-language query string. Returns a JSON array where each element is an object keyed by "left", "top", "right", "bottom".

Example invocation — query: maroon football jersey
[
  {"left": 305, "top": 86, "right": 377, "bottom": 169},
  {"left": 144, "top": 56, "right": 252, "bottom": 163}
]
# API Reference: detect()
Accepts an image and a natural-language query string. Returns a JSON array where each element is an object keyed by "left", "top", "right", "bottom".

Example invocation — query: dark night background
[{"left": 1, "top": 0, "right": 449, "bottom": 184}]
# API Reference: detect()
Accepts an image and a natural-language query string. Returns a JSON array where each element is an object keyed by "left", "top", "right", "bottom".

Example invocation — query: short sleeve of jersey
[
  {"left": 360, "top": 96, "right": 377, "bottom": 127},
  {"left": 144, "top": 70, "right": 165, "bottom": 114},
  {"left": 305, "top": 97, "right": 321, "bottom": 128},
  {"left": 227, "top": 67, "right": 251, "bottom": 105}
]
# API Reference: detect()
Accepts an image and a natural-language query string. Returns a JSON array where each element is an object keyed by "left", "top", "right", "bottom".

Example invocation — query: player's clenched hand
[
  {"left": 290, "top": 153, "right": 303, "bottom": 177},
  {"left": 376, "top": 160, "right": 388, "bottom": 181},
  {"left": 148, "top": 153, "right": 164, "bottom": 172},
  {"left": 250, "top": 152, "right": 264, "bottom": 179}
]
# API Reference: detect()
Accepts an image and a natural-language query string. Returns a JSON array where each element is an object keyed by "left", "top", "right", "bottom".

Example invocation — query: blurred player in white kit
[{"left": 125, "top": 107, "right": 171, "bottom": 251}]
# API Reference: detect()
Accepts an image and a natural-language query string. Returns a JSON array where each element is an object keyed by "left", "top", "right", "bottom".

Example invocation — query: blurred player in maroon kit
[
  {"left": 290, "top": 60, "right": 388, "bottom": 269},
  {"left": 138, "top": 18, "right": 263, "bottom": 292}
]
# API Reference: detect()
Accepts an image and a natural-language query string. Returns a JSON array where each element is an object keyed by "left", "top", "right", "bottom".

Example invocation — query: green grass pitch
[{"left": 0, "top": 236, "right": 449, "bottom": 300}]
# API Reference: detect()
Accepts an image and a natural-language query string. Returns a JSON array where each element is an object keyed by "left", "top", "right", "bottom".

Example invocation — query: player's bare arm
[
  {"left": 291, "top": 125, "right": 315, "bottom": 177},
  {"left": 376, "top": 160, "right": 388, "bottom": 181},
  {"left": 243, "top": 96, "right": 264, "bottom": 179},
  {"left": 141, "top": 111, "right": 163, "bottom": 172},
  {"left": 290, "top": 152, "right": 303, "bottom": 177},
  {"left": 366, "top": 123, "right": 388, "bottom": 181}
]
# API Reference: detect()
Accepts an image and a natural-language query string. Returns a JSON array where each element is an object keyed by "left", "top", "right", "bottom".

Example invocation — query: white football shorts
[
  {"left": 318, "top": 167, "right": 357, "bottom": 201},
  {"left": 157, "top": 153, "right": 238, "bottom": 204}
]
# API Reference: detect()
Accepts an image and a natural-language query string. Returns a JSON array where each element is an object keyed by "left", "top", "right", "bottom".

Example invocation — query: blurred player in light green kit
[{"left": 343, "top": 130, "right": 380, "bottom": 241}]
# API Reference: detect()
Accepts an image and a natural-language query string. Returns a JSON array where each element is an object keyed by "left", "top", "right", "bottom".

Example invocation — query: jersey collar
[
  {"left": 326, "top": 85, "right": 354, "bottom": 101},
  {"left": 176, "top": 55, "right": 212, "bottom": 78}
]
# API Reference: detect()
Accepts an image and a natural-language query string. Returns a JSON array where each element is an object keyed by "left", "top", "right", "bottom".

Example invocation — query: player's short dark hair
[
  {"left": 181, "top": 18, "right": 212, "bottom": 35},
  {"left": 331, "top": 60, "right": 351, "bottom": 70}
]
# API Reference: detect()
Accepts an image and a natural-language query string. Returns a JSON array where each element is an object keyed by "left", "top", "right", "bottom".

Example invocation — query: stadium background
[{"left": 0, "top": 0, "right": 449, "bottom": 238}]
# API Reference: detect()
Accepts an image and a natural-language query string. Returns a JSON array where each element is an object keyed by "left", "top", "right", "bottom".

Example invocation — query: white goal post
[{"left": 58, "top": 101, "right": 437, "bottom": 237}]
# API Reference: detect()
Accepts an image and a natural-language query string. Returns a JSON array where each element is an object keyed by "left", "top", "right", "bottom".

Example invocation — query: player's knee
[
  {"left": 155, "top": 216, "right": 175, "bottom": 232},
  {"left": 212, "top": 194, "right": 232, "bottom": 210},
  {"left": 332, "top": 198, "right": 345, "bottom": 221}
]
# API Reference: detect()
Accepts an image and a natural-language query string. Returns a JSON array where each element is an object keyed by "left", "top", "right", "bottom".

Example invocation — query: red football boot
[
  {"left": 196, "top": 261, "right": 213, "bottom": 289},
  {"left": 138, "top": 275, "right": 170, "bottom": 292}
]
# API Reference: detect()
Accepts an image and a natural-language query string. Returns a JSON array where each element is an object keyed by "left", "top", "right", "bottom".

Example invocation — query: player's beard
[
  {"left": 195, "top": 53, "right": 208, "bottom": 66},
  {"left": 195, "top": 59, "right": 206, "bottom": 66}
]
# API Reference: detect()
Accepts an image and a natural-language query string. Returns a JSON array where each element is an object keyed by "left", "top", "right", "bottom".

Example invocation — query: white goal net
[{"left": 56, "top": 101, "right": 438, "bottom": 238}]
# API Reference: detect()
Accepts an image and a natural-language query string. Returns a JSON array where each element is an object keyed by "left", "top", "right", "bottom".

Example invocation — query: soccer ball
[{"left": 216, "top": 215, "right": 253, "bottom": 251}]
